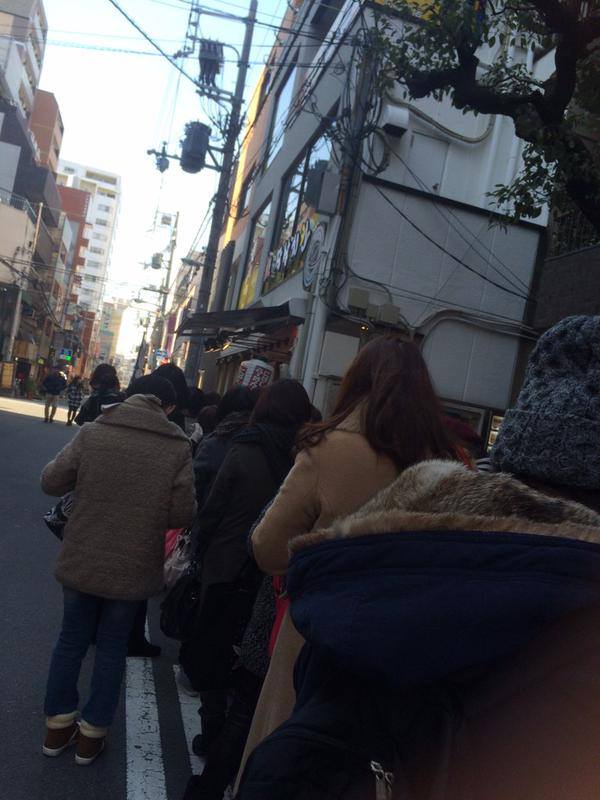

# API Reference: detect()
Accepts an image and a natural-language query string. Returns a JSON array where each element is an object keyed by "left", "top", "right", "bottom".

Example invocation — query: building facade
[
  {"left": 0, "top": 0, "right": 47, "bottom": 123},
  {"left": 29, "top": 88, "right": 63, "bottom": 174},
  {"left": 57, "top": 161, "right": 121, "bottom": 316},
  {"left": 179, "top": 0, "right": 547, "bottom": 442},
  {"left": 0, "top": 96, "right": 69, "bottom": 385},
  {"left": 97, "top": 299, "right": 127, "bottom": 365}
]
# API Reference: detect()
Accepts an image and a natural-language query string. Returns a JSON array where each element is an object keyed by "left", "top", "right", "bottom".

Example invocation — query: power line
[
  {"left": 373, "top": 186, "right": 532, "bottom": 303},
  {"left": 386, "top": 149, "right": 531, "bottom": 295},
  {"left": 104, "top": 0, "right": 200, "bottom": 88}
]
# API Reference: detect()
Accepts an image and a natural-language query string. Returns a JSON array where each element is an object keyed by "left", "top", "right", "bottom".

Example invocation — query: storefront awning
[{"left": 176, "top": 299, "right": 307, "bottom": 338}]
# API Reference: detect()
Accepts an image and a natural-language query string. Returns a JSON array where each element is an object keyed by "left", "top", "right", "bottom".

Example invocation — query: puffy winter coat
[
  {"left": 238, "top": 461, "right": 600, "bottom": 800},
  {"left": 41, "top": 394, "right": 197, "bottom": 601},
  {"left": 42, "top": 372, "right": 67, "bottom": 395}
]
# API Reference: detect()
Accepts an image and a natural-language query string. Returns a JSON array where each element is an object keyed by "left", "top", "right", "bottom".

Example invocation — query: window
[
  {"left": 86, "top": 260, "right": 102, "bottom": 268},
  {"left": 95, "top": 218, "right": 109, "bottom": 227},
  {"left": 266, "top": 62, "right": 298, "bottom": 167},
  {"left": 89, "top": 246, "right": 104, "bottom": 255},
  {"left": 64, "top": 167, "right": 75, "bottom": 174},
  {"left": 238, "top": 199, "right": 272, "bottom": 309},
  {"left": 93, "top": 233, "right": 108, "bottom": 241},
  {"left": 98, "top": 204, "right": 112, "bottom": 212},
  {"left": 258, "top": 67, "right": 272, "bottom": 109},
  {"left": 85, "top": 275, "right": 99, "bottom": 284},
  {"left": 264, "top": 132, "right": 333, "bottom": 292},
  {"left": 237, "top": 168, "right": 255, "bottom": 219},
  {"left": 86, "top": 171, "right": 117, "bottom": 185}
]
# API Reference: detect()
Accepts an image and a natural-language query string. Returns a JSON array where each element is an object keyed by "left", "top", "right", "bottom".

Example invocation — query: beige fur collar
[{"left": 290, "top": 460, "right": 600, "bottom": 555}]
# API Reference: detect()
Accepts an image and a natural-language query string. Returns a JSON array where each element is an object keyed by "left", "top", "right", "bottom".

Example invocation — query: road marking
[
  {"left": 173, "top": 666, "right": 205, "bottom": 773},
  {"left": 126, "top": 657, "right": 167, "bottom": 800}
]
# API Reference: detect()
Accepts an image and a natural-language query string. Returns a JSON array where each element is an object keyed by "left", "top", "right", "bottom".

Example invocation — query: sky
[{"left": 38, "top": 0, "right": 286, "bottom": 355}]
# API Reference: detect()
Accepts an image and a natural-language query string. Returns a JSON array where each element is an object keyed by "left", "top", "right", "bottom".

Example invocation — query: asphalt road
[{"left": 0, "top": 397, "right": 201, "bottom": 800}]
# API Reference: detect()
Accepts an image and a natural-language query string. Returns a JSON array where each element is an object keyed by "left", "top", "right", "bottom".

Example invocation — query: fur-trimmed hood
[
  {"left": 290, "top": 460, "right": 600, "bottom": 556},
  {"left": 286, "top": 460, "right": 600, "bottom": 692}
]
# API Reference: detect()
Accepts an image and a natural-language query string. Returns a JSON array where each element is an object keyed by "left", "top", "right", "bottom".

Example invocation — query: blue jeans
[{"left": 44, "top": 588, "right": 139, "bottom": 728}]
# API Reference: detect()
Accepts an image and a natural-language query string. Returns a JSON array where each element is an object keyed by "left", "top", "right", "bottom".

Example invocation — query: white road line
[
  {"left": 173, "top": 666, "right": 205, "bottom": 773},
  {"left": 126, "top": 657, "right": 167, "bottom": 800}
]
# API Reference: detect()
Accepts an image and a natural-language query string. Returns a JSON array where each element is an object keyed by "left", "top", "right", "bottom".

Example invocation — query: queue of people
[{"left": 39, "top": 317, "right": 600, "bottom": 799}]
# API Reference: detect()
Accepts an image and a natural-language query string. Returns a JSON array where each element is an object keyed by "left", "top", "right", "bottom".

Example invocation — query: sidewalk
[{"left": 0, "top": 396, "right": 69, "bottom": 422}]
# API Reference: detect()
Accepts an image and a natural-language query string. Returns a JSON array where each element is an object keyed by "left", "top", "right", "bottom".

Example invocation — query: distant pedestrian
[
  {"left": 75, "top": 364, "right": 124, "bottom": 426},
  {"left": 40, "top": 374, "right": 197, "bottom": 765},
  {"left": 42, "top": 368, "right": 67, "bottom": 423},
  {"left": 66, "top": 377, "right": 85, "bottom": 426}
]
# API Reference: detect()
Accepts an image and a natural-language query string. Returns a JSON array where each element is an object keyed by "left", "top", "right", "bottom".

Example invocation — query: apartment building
[
  {"left": 98, "top": 299, "right": 127, "bottom": 364},
  {"left": 29, "top": 89, "right": 63, "bottom": 174},
  {"left": 179, "top": 0, "right": 552, "bottom": 442},
  {"left": 57, "top": 161, "right": 121, "bottom": 315},
  {"left": 0, "top": 0, "right": 47, "bottom": 123}
]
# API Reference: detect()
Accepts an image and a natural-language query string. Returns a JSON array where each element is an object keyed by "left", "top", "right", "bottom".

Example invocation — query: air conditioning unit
[{"left": 380, "top": 104, "right": 410, "bottom": 138}]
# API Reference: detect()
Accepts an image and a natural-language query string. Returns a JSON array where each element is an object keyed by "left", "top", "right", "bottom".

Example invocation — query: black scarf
[{"left": 234, "top": 423, "right": 296, "bottom": 487}]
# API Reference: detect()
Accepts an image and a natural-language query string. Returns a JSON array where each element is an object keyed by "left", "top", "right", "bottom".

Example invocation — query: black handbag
[
  {"left": 43, "top": 492, "right": 75, "bottom": 540},
  {"left": 160, "top": 560, "right": 203, "bottom": 641},
  {"left": 179, "top": 560, "right": 263, "bottom": 690}
]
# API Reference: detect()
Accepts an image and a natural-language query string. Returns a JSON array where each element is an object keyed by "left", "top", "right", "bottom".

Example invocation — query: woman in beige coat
[{"left": 240, "top": 336, "right": 461, "bottom": 780}]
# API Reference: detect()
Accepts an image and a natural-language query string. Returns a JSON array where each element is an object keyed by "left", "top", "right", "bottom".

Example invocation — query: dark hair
[
  {"left": 198, "top": 404, "right": 218, "bottom": 434},
  {"left": 300, "top": 337, "right": 458, "bottom": 470},
  {"left": 90, "top": 363, "right": 119, "bottom": 391},
  {"left": 70, "top": 376, "right": 82, "bottom": 386},
  {"left": 152, "top": 364, "right": 190, "bottom": 410},
  {"left": 251, "top": 379, "right": 312, "bottom": 430},
  {"left": 216, "top": 385, "right": 257, "bottom": 423},
  {"left": 127, "top": 375, "right": 177, "bottom": 407},
  {"left": 187, "top": 388, "right": 205, "bottom": 417}
]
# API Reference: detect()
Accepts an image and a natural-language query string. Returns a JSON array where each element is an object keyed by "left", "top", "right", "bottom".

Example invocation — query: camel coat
[
  {"left": 41, "top": 394, "right": 197, "bottom": 601},
  {"left": 239, "top": 411, "right": 398, "bottom": 780}
]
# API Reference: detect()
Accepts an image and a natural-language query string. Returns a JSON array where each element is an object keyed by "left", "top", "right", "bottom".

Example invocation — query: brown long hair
[{"left": 300, "top": 336, "right": 458, "bottom": 470}]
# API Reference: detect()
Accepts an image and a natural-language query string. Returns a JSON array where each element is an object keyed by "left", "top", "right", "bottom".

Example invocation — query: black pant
[
  {"left": 186, "top": 668, "right": 263, "bottom": 800},
  {"left": 128, "top": 600, "right": 148, "bottom": 647}
]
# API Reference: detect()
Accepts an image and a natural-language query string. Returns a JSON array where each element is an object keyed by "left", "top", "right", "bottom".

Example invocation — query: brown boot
[
  {"left": 43, "top": 722, "right": 79, "bottom": 757},
  {"left": 75, "top": 721, "right": 106, "bottom": 765}
]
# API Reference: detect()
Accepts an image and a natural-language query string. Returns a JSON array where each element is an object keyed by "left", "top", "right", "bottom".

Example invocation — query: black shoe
[
  {"left": 127, "top": 640, "right": 161, "bottom": 658},
  {"left": 192, "top": 728, "right": 223, "bottom": 758},
  {"left": 192, "top": 733, "right": 209, "bottom": 758}
]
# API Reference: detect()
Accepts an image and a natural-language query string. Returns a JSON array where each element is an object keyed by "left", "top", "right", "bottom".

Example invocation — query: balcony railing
[{"left": 0, "top": 187, "right": 37, "bottom": 226}]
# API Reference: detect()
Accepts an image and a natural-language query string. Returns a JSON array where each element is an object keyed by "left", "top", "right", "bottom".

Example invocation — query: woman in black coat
[
  {"left": 180, "top": 380, "right": 312, "bottom": 789},
  {"left": 75, "top": 364, "right": 124, "bottom": 425},
  {"left": 192, "top": 386, "right": 257, "bottom": 507}
]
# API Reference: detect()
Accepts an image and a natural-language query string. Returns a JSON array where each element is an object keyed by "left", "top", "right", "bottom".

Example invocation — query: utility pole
[
  {"left": 184, "top": 0, "right": 257, "bottom": 386},
  {"left": 157, "top": 211, "right": 179, "bottom": 355}
]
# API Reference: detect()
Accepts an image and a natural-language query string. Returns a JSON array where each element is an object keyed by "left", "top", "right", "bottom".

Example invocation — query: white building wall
[
  {"left": 213, "top": 0, "right": 545, "bottom": 413},
  {"left": 57, "top": 160, "right": 121, "bottom": 315}
]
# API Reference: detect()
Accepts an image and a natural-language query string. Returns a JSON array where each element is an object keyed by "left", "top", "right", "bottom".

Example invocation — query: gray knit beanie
[{"left": 491, "top": 315, "right": 600, "bottom": 489}]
